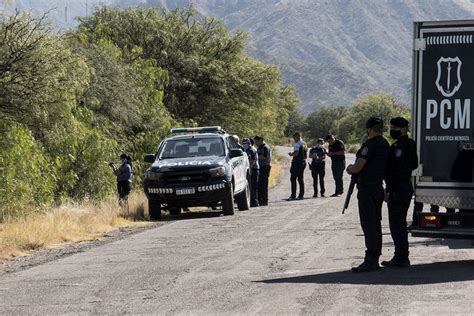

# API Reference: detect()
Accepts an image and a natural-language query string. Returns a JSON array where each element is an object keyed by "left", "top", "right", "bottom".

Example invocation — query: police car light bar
[{"left": 170, "top": 126, "right": 226, "bottom": 134}]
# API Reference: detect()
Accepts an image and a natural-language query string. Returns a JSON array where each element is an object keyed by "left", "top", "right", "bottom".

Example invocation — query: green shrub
[{"left": 0, "top": 123, "right": 56, "bottom": 220}]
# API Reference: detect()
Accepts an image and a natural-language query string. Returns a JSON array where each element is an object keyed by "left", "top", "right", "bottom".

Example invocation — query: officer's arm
[{"left": 347, "top": 158, "right": 367, "bottom": 174}]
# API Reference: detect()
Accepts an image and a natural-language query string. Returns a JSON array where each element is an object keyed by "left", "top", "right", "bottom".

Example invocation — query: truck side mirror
[
  {"left": 143, "top": 154, "right": 156, "bottom": 163},
  {"left": 229, "top": 149, "right": 244, "bottom": 158}
]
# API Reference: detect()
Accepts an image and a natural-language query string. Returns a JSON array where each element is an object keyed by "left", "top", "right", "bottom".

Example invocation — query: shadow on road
[
  {"left": 160, "top": 211, "right": 223, "bottom": 221},
  {"left": 258, "top": 260, "right": 474, "bottom": 286}
]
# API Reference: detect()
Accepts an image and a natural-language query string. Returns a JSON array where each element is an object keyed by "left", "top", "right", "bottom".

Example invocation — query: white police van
[
  {"left": 411, "top": 20, "right": 474, "bottom": 239},
  {"left": 143, "top": 126, "right": 251, "bottom": 220}
]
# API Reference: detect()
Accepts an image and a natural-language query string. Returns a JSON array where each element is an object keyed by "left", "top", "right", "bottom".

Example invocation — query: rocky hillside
[{"left": 5, "top": 0, "right": 474, "bottom": 111}]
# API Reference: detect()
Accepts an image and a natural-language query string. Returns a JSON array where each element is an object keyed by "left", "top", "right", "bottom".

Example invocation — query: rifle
[{"left": 342, "top": 175, "right": 357, "bottom": 214}]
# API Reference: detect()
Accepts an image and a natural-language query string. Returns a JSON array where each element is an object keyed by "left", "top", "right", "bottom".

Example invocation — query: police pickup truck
[
  {"left": 411, "top": 20, "right": 474, "bottom": 239},
  {"left": 143, "top": 126, "right": 251, "bottom": 220}
]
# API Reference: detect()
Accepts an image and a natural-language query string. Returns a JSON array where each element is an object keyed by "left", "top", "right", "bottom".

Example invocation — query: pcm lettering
[{"left": 426, "top": 99, "right": 471, "bottom": 129}]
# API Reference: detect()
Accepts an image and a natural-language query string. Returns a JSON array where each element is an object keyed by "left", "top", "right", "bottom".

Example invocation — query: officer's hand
[
  {"left": 384, "top": 192, "right": 390, "bottom": 203},
  {"left": 346, "top": 164, "right": 353, "bottom": 174}
]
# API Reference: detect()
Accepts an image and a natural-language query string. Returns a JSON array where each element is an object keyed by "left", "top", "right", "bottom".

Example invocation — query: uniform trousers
[
  {"left": 290, "top": 161, "right": 306, "bottom": 198},
  {"left": 258, "top": 165, "right": 271, "bottom": 205},
  {"left": 357, "top": 182, "right": 384, "bottom": 264},
  {"left": 311, "top": 162, "right": 325, "bottom": 196},
  {"left": 250, "top": 169, "right": 259, "bottom": 206},
  {"left": 387, "top": 188, "right": 412, "bottom": 260}
]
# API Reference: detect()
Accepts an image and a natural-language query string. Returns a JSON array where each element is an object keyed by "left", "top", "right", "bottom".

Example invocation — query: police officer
[
  {"left": 346, "top": 117, "right": 390, "bottom": 272},
  {"left": 325, "top": 134, "right": 346, "bottom": 197},
  {"left": 288, "top": 132, "right": 307, "bottom": 200},
  {"left": 243, "top": 138, "right": 260, "bottom": 207},
  {"left": 255, "top": 136, "right": 272, "bottom": 206},
  {"left": 309, "top": 138, "right": 326, "bottom": 198},
  {"left": 382, "top": 117, "right": 418, "bottom": 267},
  {"left": 110, "top": 153, "right": 133, "bottom": 206}
]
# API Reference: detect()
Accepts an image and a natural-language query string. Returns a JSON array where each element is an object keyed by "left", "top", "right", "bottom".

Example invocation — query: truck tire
[
  {"left": 169, "top": 207, "right": 181, "bottom": 215},
  {"left": 236, "top": 180, "right": 250, "bottom": 211},
  {"left": 148, "top": 200, "right": 162, "bottom": 221},
  {"left": 222, "top": 184, "right": 235, "bottom": 216}
]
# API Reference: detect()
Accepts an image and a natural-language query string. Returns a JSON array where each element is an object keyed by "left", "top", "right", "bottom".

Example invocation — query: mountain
[
  {"left": 4, "top": 0, "right": 474, "bottom": 112},
  {"left": 117, "top": 0, "right": 474, "bottom": 112}
]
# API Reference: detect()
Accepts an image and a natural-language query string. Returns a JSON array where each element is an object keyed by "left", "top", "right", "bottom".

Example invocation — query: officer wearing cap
[
  {"left": 382, "top": 117, "right": 418, "bottom": 268},
  {"left": 346, "top": 117, "right": 390, "bottom": 272}
]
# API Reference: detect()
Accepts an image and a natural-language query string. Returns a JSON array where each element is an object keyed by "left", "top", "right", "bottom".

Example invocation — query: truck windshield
[{"left": 159, "top": 137, "right": 225, "bottom": 159}]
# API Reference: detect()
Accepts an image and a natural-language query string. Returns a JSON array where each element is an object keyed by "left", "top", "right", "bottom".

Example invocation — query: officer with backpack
[{"left": 288, "top": 132, "right": 308, "bottom": 201}]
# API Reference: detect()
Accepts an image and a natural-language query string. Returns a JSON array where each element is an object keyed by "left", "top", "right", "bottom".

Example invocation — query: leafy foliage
[
  {"left": 0, "top": 123, "right": 56, "bottom": 219},
  {"left": 332, "top": 94, "right": 411, "bottom": 144},
  {"left": 76, "top": 6, "right": 297, "bottom": 142},
  {"left": 303, "top": 106, "right": 348, "bottom": 143},
  {"left": 0, "top": 6, "right": 296, "bottom": 220}
]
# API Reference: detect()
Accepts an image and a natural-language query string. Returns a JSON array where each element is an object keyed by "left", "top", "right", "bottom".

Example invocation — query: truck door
[{"left": 226, "top": 136, "right": 245, "bottom": 193}]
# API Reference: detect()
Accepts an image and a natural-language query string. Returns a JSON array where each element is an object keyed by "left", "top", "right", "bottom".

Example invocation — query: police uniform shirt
[
  {"left": 356, "top": 135, "right": 390, "bottom": 183},
  {"left": 257, "top": 144, "right": 272, "bottom": 166},
  {"left": 329, "top": 139, "right": 345, "bottom": 161},
  {"left": 309, "top": 147, "right": 325, "bottom": 163},
  {"left": 293, "top": 140, "right": 307, "bottom": 163},
  {"left": 385, "top": 135, "right": 418, "bottom": 193},
  {"left": 118, "top": 162, "right": 133, "bottom": 182},
  {"left": 246, "top": 146, "right": 260, "bottom": 170}
]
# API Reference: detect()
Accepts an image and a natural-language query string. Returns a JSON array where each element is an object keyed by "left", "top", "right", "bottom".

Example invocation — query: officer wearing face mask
[{"left": 382, "top": 117, "right": 418, "bottom": 268}]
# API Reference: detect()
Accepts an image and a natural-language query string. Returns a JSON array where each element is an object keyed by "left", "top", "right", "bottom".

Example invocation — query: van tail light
[{"left": 420, "top": 214, "right": 442, "bottom": 228}]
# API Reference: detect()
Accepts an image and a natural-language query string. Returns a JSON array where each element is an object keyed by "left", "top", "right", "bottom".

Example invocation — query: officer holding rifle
[{"left": 346, "top": 117, "right": 390, "bottom": 273}]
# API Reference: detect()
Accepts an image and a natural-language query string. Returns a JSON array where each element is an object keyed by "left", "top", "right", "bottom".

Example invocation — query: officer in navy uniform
[
  {"left": 110, "top": 153, "right": 133, "bottom": 206},
  {"left": 255, "top": 135, "right": 272, "bottom": 206},
  {"left": 382, "top": 117, "right": 418, "bottom": 267},
  {"left": 346, "top": 118, "right": 390, "bottom": 272},
  {"left": 243, "top": 138, "right": 260, "bottom": 207},
  {"left": 288, "top": 132, "right": 307, "bottom": 200},
  {"left": 309, "top": 138, "right": 326, "bottom": 198}
]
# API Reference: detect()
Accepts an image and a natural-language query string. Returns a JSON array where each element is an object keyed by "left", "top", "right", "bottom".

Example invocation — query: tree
[
  {"left": 0, "top": 12, "right": 89, "bottom": 137},
  {"left": 333, "top": 94, "right": 410, "bottom": 144},
  {"left": 284, "top": 109, "right": 305, "bottom": 137},
  {"left": 76, "top": 6, "right": 298, "bottom": 143},
  {"left": 304, "top": 106, "right": 348, "bottom": 143}
]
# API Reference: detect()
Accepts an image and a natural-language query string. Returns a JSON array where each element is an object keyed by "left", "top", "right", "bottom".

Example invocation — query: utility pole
[{"left": 85, "top": 0, "right": 88, "bottom": 17}]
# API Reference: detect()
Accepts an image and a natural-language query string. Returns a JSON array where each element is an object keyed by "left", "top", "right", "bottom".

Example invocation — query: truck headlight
[
  {"left": 146, "top": 170, "right": 162, "bottom": 180},
  {"left": 209, "top": 166, "right": 225, "bottom": 177}
]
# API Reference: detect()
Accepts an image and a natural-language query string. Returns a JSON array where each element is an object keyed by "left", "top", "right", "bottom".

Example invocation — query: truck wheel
[
  {"left": 169, "top": 207, "right": 181, "bottom": 215},
  {"left": 236, "top": 180, "right": 250, "bottom": 211},
  {"left": 148, "top": 200, "right": 162, "bottom": 221},
  {"left": 222, "top": 184, "right": 235, "bottom": 216}
]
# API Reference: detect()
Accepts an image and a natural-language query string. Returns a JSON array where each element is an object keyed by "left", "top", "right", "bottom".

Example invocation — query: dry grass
[
  {"left": 269, "top": 155, "right": 284, "bottom": 188},
  {"left": 0, "top": 158, "right": 286, "bottom": 261},
  {"left": 0, "top": 192, "right": 150, "bottom": 260}
]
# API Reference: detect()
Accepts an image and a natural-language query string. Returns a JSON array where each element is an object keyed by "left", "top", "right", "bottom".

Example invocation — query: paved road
[{"left": 1, "top": 147, "right": 474, "bottom": 314}]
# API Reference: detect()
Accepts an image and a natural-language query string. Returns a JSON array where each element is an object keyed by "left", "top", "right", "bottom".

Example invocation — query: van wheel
[
  {"left": 222, "top": 184, "right": 235, "bottom": 216},
  {"left": 148, "top": 200, "right": 162, "bottom": 221},
  {"left": 236, "top": 180, "right": 250, "bottom": 211}
]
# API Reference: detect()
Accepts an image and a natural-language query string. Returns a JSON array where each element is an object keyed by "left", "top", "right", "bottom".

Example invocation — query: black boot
[
  {"left": 381, "top": 257, "right": 410, "bottom": 268},
  {"left": 351, "top": 261, "right": 380, "bottom": 273}
]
